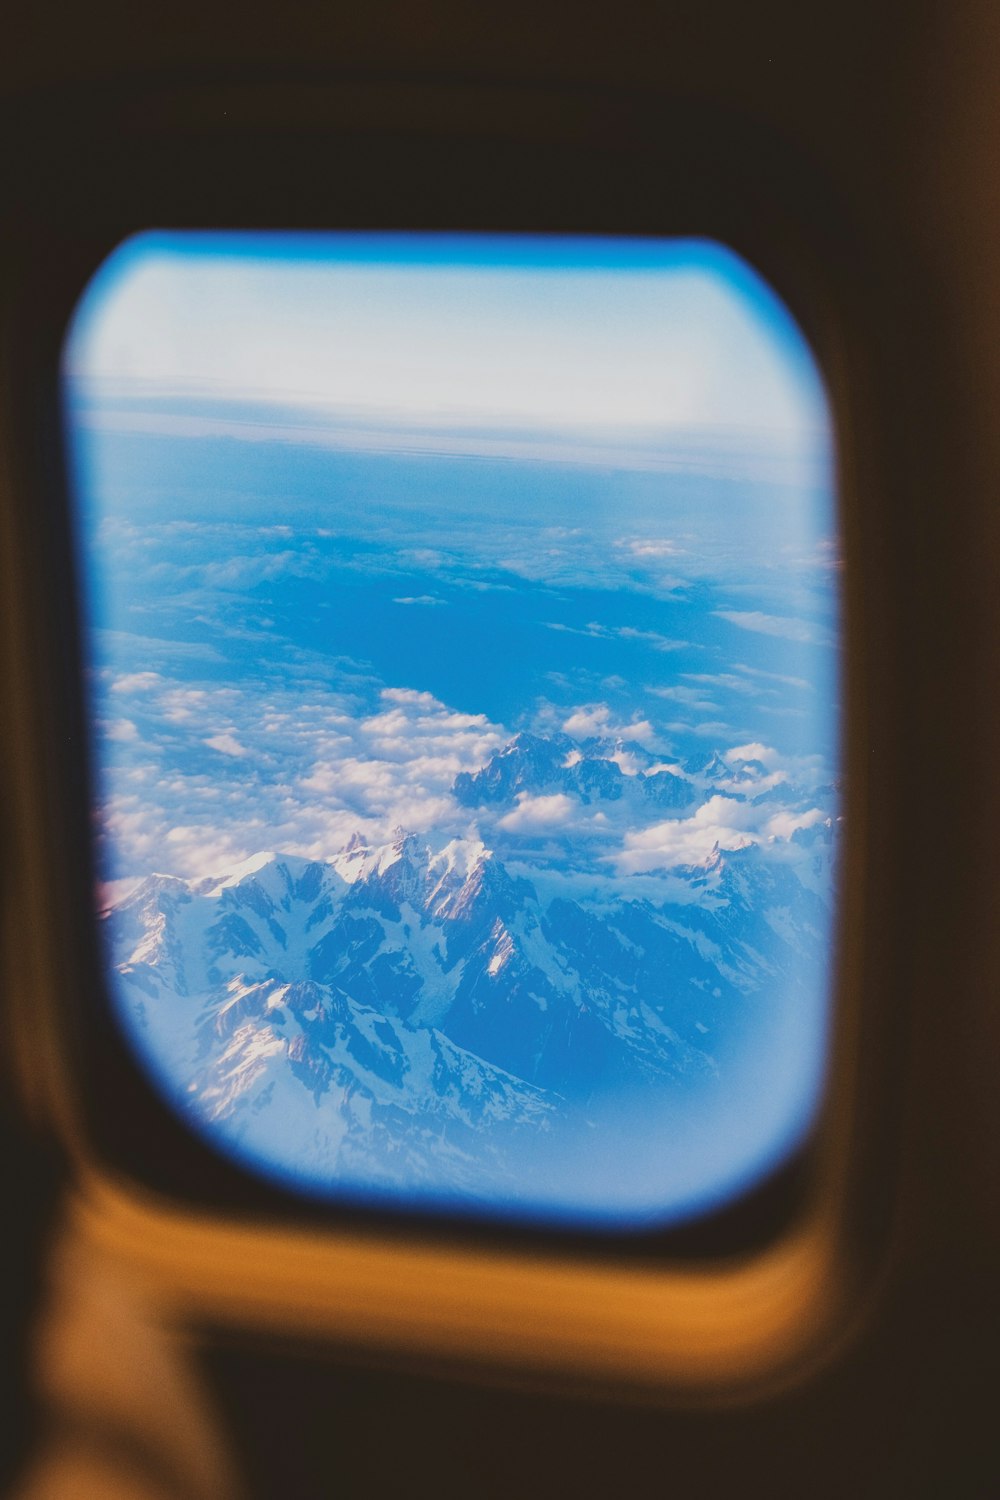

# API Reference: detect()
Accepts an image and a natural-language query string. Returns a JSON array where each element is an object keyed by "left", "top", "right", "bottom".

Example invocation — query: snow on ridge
[
  {"left": 202, "top": 849, "right": 283, "bottom": 893},
  {"left": 106, "top": 832, "right": 492, "bottom": 919},
  {"left": 330, "top": 827, "right": 490, "bottom": 890},
  {"left": 428, "top": 835, "right": 488, "bottom": 879}
]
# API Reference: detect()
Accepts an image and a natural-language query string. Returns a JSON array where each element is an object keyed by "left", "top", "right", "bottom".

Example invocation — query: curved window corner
[{"left": 61, "top": 231, "right": 842, "bottom": 1238}]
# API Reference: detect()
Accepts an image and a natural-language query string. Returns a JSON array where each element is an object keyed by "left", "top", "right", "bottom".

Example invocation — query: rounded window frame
[{"left": 0, "top": 72, "right": 885, "bottom": 1399}]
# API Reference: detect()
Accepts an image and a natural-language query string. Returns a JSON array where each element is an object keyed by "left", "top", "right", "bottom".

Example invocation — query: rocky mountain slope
[{"left": 105, "top": 757, "right": 835, "bottom": 1220}]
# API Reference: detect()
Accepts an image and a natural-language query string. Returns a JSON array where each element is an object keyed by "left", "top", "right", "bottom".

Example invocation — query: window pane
[{"left": 63, "top": 232, "right": 840, "bottom": 1230}]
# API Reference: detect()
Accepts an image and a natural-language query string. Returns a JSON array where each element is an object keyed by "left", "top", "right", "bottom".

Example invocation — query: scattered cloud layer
[
  {"left": 97, "top": 672, "right": 510, "bottom": 880},
  {"left": 81, "top": 457, "right": 839, "bottom": 896},
  {"left": 96, "top": 639, "right": 835, "bottom": 905}
]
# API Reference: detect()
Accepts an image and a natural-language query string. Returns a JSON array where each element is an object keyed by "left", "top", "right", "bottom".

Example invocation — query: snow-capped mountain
[
  {"left": 453, "top": 730, "right": 697, "bottom": 812},
  {"left": 105, "top": 785, "right": 836, "bottom": 1216}
]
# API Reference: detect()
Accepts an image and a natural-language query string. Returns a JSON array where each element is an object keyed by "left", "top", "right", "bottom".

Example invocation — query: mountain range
[{"left": 104, "top": 732, "right": 837, "bottom": 1220}]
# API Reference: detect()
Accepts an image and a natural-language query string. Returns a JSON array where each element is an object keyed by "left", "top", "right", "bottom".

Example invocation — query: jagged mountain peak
[
  {"left": 331, "top": 828, "right": 491, "bottom": 894},
  {"left": 330, "top": 829, "right": 426, "bottom": 885},
  {"left": 453, "top": 733, "right": 564, "bottom": 806},
  {"left": 502, "top": 730, "right": 550, "bottom": 755},
  {"left": 444, "top": 845, "right": 533, "bottom": 916},
  {"left": 115, "top": 870, "right": 191, "bottom": 910},
  {"left": 452, "top": 727, "right": 698, "bottom": 814}
]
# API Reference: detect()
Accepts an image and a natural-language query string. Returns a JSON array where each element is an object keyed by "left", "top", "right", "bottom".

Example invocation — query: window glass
[{"left": 63, "top": 233, "right": 840, "bottom": 1230}]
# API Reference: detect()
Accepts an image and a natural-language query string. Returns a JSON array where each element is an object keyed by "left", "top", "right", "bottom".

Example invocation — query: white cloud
[
  {"left": 683, "top": 672, "right": 764, "bottom": 698},
  {"left": 162, "top": 688, "right": 216, "bottom": 723},
  {"left": 111, "top": 671, "right": 162, "bottom": 694},
  {"left": 616, "top": 627, "right": 687, "bottom": 650},
  {"left": 204, "top": 733, "right": 249, "bottom": 758},
  {"left": 733, "top": 663, "right": 811, "bottom": 691},
  {"left": 380, "top": 687, "right": 442, "bottom": 709},
  {"left": 562, "top": 703, "right": 656, "bottom": 744},
  {"left": 301, "top": 756, "right": 400, "bottom": 805},
  {"left": 614, "top": 799, "right": 754, "bottom": 873},
  {"left": 724, "top": 742, "right": 781, "bottom": 768},
  {"left": 614, "top": 537, "right": 683, "bottom": 559},
  {"left": 609, "top": 749, "right": 645, "bottom": 776},
  {"left": 662, "top": 719, "right": 734, "bottom": 740},
  {"left": 199, "top": 550, "right": 319, "bottom": 590},
  {"left": 103, "top": 718, "right": 139, "bottom": 742},
  {"left": 392, "top": 595, "right": 446, "bottom": 606},
  {"left": 97, "top": 666, "right": 515, "bottom": 880},
  {"left": 545, "top": 621, "right": 685, "bottom": 652},
  {"left": 611, "top": 791, "right": 828, "bottom": 874},
  {"left": 161, "top": 823, "right": 266, "bottom": 878},
  {"left": 713, "top": 610, "right": 837, "bottom": 648},
  {"left": 763, "top": 807, "right": 825, "bottom": 840},
  {"left": 498, "top": 793, "right": 578, "bottom": 832},
  {"left": 647, "top": 684, "right": 718, "bottom": 712},
  {"left": 359, "top": 697, "right": 504, "bottom": 772}
]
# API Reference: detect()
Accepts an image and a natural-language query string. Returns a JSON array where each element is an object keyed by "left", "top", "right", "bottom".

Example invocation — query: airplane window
[{"left": 61, "top": 232, "right": 840, "bottom": 1232}]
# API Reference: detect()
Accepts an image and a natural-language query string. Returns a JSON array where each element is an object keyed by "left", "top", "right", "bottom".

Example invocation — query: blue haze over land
[{"left": 62, "top": 234, "right": 841, "bottom": 1229}]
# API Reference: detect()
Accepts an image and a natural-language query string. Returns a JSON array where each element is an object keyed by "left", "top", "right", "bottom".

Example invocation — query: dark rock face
[
  {"left": 453, "top": 731, "right": 571, "bottom": 806},
  {"left": 453, "top": 729, "right": 697, "bottom": 816}
]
